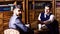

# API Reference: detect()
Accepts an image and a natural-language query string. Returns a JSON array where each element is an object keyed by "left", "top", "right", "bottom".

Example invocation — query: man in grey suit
[{"left": 9, "top": 7, "right": 34, "bottom": 34}]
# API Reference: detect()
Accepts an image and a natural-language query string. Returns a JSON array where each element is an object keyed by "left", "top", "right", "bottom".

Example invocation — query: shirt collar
[
  {"left": 44, "top": 13, "right": 49, "bottom": 16},
  {"left": 13, "top": 14, "right": 19, "bottom": 19}
]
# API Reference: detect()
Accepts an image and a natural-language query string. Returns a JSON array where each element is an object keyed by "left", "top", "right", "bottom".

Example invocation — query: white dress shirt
[{"left": 38, "top": 13, "right": 55, "bottom": 23}]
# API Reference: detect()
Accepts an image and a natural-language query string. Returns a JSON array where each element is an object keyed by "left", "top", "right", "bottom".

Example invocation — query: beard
[{"left": 16, "top": 13, "right": 22, "bottom": 16}]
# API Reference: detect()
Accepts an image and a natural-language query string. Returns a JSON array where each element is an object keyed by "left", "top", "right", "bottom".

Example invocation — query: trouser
[
  {"left": 17, "top": 26, "right": 34, "bottom": 34},
  {"left": 46, "top": 24, "right": 59, "bottom": 34}
]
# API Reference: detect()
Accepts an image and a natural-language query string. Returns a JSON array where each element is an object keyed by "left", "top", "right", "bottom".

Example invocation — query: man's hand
[
  {"left": 43, "top": 21, "right": 51, "bottom": 24},
  {"left": 38, "top": 20, "right": 44, "bottom": 24}
]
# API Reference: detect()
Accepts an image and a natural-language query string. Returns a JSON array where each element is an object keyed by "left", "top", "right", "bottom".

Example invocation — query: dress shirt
[
  {"left": 9, "top": 14, "right": 27, "bottom": 32},
  {"left": 38, "top": 13, "right": 55, "bottom": 22}
]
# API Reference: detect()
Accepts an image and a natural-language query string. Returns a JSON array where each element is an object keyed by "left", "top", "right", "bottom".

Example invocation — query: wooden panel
[
  {"left": 29, "top": 0, "right": 58, "bottom": 1},
  {"left": 5, "top": 0, "right": 15, "bottom": 1},
  {"left": 3, "top": 11, "right": 13, "bottom": 30},
  {"left": 29, "top": 0, "right": 52, "bottom": 1},
  {"left": 35, "top": 9, "right": 43, "bottom": 20},
  {"left": 3, "top": 22, "right": 8, "bottom": 30},
  {"left": 0, "top": 19, "right": 3, "bottom": 34},
  {"left": 0, "top": 12, "right": 3, "bottom": 19},
  {"left": 56, "top": 7, "right": 60, "bottom": 34},
  {"left": 5, "top": 0, "right": 22, "bottom": 1},
  {"left": 0, "top": 19, "right": 3, "bottom": 26},
  {"left": 0, "top": 12, "right": 3, "bottom": 34},
  {"left": 35, "top": 0, "right": 52, "bottom": 1},
  {"left": 30, "top": 20, "right": 38, "bottom": 29},
  {"left": 0, "top": 26, "right": 3, "bottom": 32},
  {"left": 3, "top": 11, "right": 12, "bottom": 20},
  {"left": 29, "top": 10, "right": 35, "bottom": 21},
  {"left": 17, "top": 0, "right": 22, "bottom": 1},
  {"left": 56, "top": 7, "right": 60, "bottom": 23},
  {"left": 56, "top": 0, "right": 60, "bottom": 1},
  {"left": 29, "top": 9, "right": 43, "bottom": 22},
  {"left": 22, "top": 11, "right": 25, "bottom": 24},
  {"left": 0, "top": 0, "right": 4, "bottom": 2}
]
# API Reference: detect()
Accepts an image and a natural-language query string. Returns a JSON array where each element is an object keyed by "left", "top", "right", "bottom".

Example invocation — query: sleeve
[
  {"left": 38, "top": 13, "right": 41, "bottom": 21},
  {"left": 9, "top": 17, "right": 17, "bottom": 29},
  {"left": 15, "top": 22, "right": 28, "bottom": 32},
  {"left": 47, "top": 14, "right": 55, "bottom": 22}
]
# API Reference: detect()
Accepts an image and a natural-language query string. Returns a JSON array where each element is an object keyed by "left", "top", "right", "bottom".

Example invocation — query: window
[
  {"left": 35, "top": 1, "right": 51, "bottom": 9},
  {"left": 35, "top": 1, "right": 45, "bottom": 9},
  {"left": 56, "top": 2, "right": 60, "bottom": 7},
  {"left": 0, "top": 5, "right": 11, "bottom": 11}
]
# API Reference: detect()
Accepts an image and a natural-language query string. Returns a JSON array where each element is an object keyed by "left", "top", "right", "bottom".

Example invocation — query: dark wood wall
[{"left": 0, "top": 0, "right": 60, "bottom": 34}]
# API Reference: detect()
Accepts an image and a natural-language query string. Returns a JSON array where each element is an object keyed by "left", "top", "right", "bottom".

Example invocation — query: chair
[{"left": 4, "top": 29, "right": 20, "bottom": 34}]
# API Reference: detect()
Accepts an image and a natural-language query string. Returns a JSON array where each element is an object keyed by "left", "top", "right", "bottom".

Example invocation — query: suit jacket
[{"left": 9, "top": 15, "right": 28, "bottom": 32}]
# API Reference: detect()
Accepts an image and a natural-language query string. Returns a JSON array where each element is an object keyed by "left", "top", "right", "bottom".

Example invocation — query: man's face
[
  {"left": 16, "top": 9, "right": 22, "bottom": 16},
  {"left": 45, "top": 6, "right": 50, "bottom": 14}
]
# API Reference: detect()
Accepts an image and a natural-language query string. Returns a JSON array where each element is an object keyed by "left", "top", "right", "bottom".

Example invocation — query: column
[
  {"left": 22, "top": 0, "right": 25, "bottom": 23},
  {"left": 26, "top": 0, "right": 29, "bottom": 24}
]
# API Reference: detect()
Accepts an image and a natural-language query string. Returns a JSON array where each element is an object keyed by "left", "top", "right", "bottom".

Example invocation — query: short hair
[
  {"left": 15, "top": 5, "right": 20, "bottom": 8},
  {"left": 44, "top": 3, "right": 52, "bottom": 9}
]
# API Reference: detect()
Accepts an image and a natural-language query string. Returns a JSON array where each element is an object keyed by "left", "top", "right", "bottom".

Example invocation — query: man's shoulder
[
  {"left": 50, "top": 13, "right": 54, "bottom": 15},
  {"left": 11, "top": 15, "right": 18, "bottom": 18},
  {"left": 10, "top": 15, "right": 16, "bottom": 20},
  {"left": 39, "top": 12, "right": 44, "bottom": 14},
  {"left": 40, "top": 12, "right": 44, "bottom": 15}
]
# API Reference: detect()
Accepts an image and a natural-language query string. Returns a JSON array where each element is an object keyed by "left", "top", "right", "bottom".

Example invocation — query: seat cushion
[{"left": 4, "top": 29, "right": 20, "bottom": 34}]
